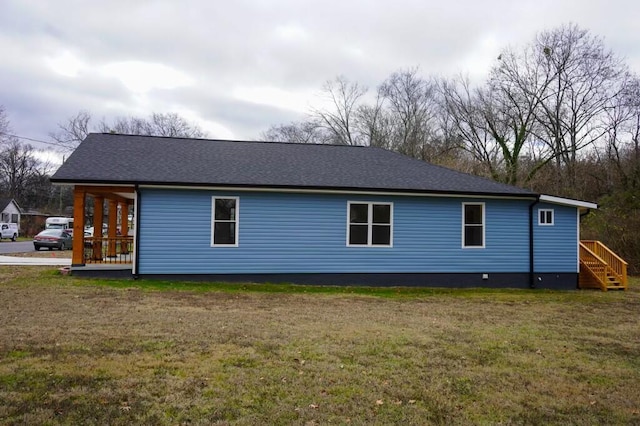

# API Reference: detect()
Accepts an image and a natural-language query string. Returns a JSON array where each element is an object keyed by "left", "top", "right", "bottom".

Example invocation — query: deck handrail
[
  {"left": 580, "top": 240, "right": 628, "bottom": 288},
  {"left": 580, "top": 240, "right": 628, "bottom": 266},
  {"left": 579, "top": 243, "right": 608, "bottom": 290},
  {"left": 83, "top": 236, "right": 133, "bottom": 264}
]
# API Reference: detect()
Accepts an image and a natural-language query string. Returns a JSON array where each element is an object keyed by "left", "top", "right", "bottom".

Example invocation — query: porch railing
[
  {"left": 83, "top": 236, "right": 134, "bottom": 264},
  {"left": 579, "top": 243, "right": 608, "bottom": 290}
]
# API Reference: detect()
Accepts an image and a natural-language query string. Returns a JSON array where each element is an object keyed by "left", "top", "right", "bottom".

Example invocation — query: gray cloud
[{"left": 1, "top": 0, "right": 639, "bottom": 150}]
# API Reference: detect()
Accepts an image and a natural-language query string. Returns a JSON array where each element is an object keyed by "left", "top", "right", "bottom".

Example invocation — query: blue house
[{"left": 51, "top": 133, "right": 626, "bottom": 290}]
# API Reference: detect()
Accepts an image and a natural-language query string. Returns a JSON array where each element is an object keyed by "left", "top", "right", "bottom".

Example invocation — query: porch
[{"left": 71, "top": 185, "right": 135, "bottom": 271}]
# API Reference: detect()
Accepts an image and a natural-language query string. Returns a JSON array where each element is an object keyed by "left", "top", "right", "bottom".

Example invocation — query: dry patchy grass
[{"left": 0, "top": 267, "right": 639, "bottom": 425}]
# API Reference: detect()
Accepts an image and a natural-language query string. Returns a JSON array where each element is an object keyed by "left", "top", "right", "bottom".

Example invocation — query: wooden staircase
[{"left": 579, "top": 241, "right": 628, "bottom": 291}]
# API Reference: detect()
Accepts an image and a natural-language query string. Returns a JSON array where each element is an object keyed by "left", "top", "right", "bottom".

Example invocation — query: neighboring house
[
  {"left": 50, "top": 133, "right": 626, "bottom": 290},
  {"left": 0, "top": 198, "right": 22, "bottom": 226}
]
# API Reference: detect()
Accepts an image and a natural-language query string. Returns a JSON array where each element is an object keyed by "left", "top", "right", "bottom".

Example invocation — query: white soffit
[{"left": 539, "top": 194, "right": 597, "bottom": 209}]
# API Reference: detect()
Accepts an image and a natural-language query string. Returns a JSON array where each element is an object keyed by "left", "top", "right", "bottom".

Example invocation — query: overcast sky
[{"left": 1, "top": 0, "right": 639, "bottom": 154}]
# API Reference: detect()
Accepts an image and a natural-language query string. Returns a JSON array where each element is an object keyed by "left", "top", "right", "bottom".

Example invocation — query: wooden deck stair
[{"left": 579, "top": 241, "right": 628, "bottom": 291}]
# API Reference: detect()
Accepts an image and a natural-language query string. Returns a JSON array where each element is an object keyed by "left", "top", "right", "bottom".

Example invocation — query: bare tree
[
  {"left": 0, "top": 139, "right": 41, "bottom": 200},
  {"left": 0, "top": 106, "right": 10, "bottom": 144},
  {"left": 377, "top": 69, "right": 442, "bottom": 160},
  {"left": 356, "top": 91, "right": 393, "bottom": 150},
  {"left": 98, "top": 112, "right": 206, "bottom": 139},
  {"left": 260, "top": 120, "right": 327, "bottom": 144},
  {"left": 51, "top": 111, "right": 207, "bottom": 151},
  {"left": 49, "top": 110, "right": 92, "bottom": 151},
  {"left": 600, "top": 74, "right": 640, "bottom": 190},
  {"left": 528, "top": 24, "right": 627, "bottom": 193},
  {"left": 485, "top": 47, "right": 560, "bottom": 185},
  {"left": 21, "top": 168, "right": 58, "bottom": 212},
  {"left": 311, "top": 76, "right": 368, "bottom": 145},
  {"left": 439, "top": 76, "right": 503, "bottom": 180}
]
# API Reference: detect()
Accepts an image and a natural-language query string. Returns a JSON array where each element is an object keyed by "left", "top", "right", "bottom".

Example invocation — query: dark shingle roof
[
  {"left": 0, "top": 198, "right": 20, "bottom": 213},
  {"left": 51, "top": 133, "right": 535, "bottom": 197},
  {"left": 0, "top": 198, "right": 11, "bottom": 211}
]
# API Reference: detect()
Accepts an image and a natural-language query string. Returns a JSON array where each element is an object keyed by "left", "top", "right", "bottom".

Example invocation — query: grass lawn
[{"left": 0, "top": 267, "right": 639, "bottom": 425}]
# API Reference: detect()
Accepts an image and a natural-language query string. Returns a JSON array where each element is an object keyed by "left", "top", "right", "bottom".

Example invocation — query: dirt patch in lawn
[{"left": 0, "top": 267, "right": 639, "bottom": 424}]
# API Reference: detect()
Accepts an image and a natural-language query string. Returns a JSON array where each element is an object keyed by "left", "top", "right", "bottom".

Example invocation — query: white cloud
[
  {"left": 273, "top": 24, "right": 309, "bottom": 42},
  {"left": 232, "top": 85, "right": 318, "bottom": 113},
  {"left": 170, "top": 106, "right": 236, "bottom": 140},
  {"left": 99, "top": 61, "right": 195, "bottom": 93},
  {"left": 34, "top": 149, "right": 64, "bottom": 167},
  {"left": 458, "top": 35, "right": 502, "bottom": 83},
  {"left": 45, "top": 50, "right": 86, "bottom": 78}
]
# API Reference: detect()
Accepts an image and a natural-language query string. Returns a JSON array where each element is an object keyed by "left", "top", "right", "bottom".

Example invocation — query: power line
[{"left": 0, "top": 132, "right": 64, "bottom": 147}]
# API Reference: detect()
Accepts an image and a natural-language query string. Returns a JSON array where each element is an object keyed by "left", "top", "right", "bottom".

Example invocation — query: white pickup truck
[{"left": 0, "top": 223, "right": 19, "bottom": 241}]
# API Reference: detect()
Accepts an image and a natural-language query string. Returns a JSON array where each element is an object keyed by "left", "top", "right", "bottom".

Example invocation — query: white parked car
[{"left": 0, "top": 223, "right": 19, "bottom": 241}]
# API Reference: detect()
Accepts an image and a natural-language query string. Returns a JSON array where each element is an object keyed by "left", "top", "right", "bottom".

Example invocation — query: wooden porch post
[
  {"left": 93, "top": 196, "right": 104, "bottom": 260},
  {"left": 120, "top": 201, "right": 129, "bottom": 254},
  {"left": 107, "top": 199, "right": 118, "bottom": 257},
  {"left": 72, "top": 187, "right": 86, "bottom": 266}
]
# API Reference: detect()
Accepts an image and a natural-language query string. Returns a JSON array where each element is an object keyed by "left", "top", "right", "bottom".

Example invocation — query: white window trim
[
  {"left": 211, "top": 196, "right": 239, "bottom": 247},
  {"left": 462, "top": 202, "right": 485, "bottom": 249},
  {"left": 346, "top": 201, "right": 393, "bottom": 247},
  {"left": 538, "top": 208, "right": 554, "bottom": 226}
]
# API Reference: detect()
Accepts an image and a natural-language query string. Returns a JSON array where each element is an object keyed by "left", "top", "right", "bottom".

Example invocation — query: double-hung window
[
  {"left": 347, "top": 202, "right": 392, "bottom": 246},
  {"left": 211, "top": 197, "right": 239, "bottom": 246},
  {"left": 462, "top": 202, "right": 484, "bottom": 248},
  {"left": 538, "top": 209, "right": 554, "bottom": 226}
]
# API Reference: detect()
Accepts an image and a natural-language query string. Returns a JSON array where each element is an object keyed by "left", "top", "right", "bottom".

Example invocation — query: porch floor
[{"left": 70, "top": 262, "right": 133, "bottom": 278}]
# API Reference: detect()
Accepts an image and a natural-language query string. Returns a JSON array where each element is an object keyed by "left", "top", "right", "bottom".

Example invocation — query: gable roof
[
  {"left": 51, "top": 133, "right": 535, "bottom": 198},
  {"left": 0, "top": 198, "right": 21, "bottom": 213}
]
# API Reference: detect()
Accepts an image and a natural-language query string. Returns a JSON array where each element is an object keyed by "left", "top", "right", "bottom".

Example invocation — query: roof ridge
[{"left": 94, "top": 133, "right": 369, "bottom": 148}]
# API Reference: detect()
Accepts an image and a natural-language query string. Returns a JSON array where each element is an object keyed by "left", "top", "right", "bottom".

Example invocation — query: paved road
[
  {"left": 0, "top": 241, "right": 34, "bottom": 254},
  {"left": 0, "top": 240, "right": 72, "bottom": 266}
]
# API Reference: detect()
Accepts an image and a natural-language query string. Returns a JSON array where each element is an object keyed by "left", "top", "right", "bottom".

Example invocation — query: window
[
  {"left": 211, "top": 197, "right": 239, "bottom": 246},
  {"left": 347, "top": 202, "right": 392, "bottom": 246},
  {"left": 10, "top": 214, "right": 18, "bottom": 223},
  {"left": 539, "top": 209, "right": 554, "bottom": 226},
  {"left": 462, "top": 203, "right": 484, "bottom": 248}
]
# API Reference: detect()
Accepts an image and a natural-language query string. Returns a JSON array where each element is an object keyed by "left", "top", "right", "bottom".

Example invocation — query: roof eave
[
  {"left": 50, "top": 178, "right": 536, "bottom": 199},
  {"left": 539, "top": 194, "right": 598, "bottom": 209}
]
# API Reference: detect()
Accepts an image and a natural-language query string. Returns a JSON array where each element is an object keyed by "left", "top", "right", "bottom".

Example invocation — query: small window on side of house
[
  {"left": 211, "top": 197, "right": 239, "bottom": 247},
  {"left": 539, "top": 209, "right": 554, "bottom": 226},
  {"left": 462, "top": 202, "right": 485, "bottom": 248}
]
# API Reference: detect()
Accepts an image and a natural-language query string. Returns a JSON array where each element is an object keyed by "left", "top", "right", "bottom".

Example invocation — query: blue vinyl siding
[
  {"left": 534, "top": 203, "right": 578, "bottom": 273},
  {"left": 137, "top": 189, "right": 575, "bottom": 275}
]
